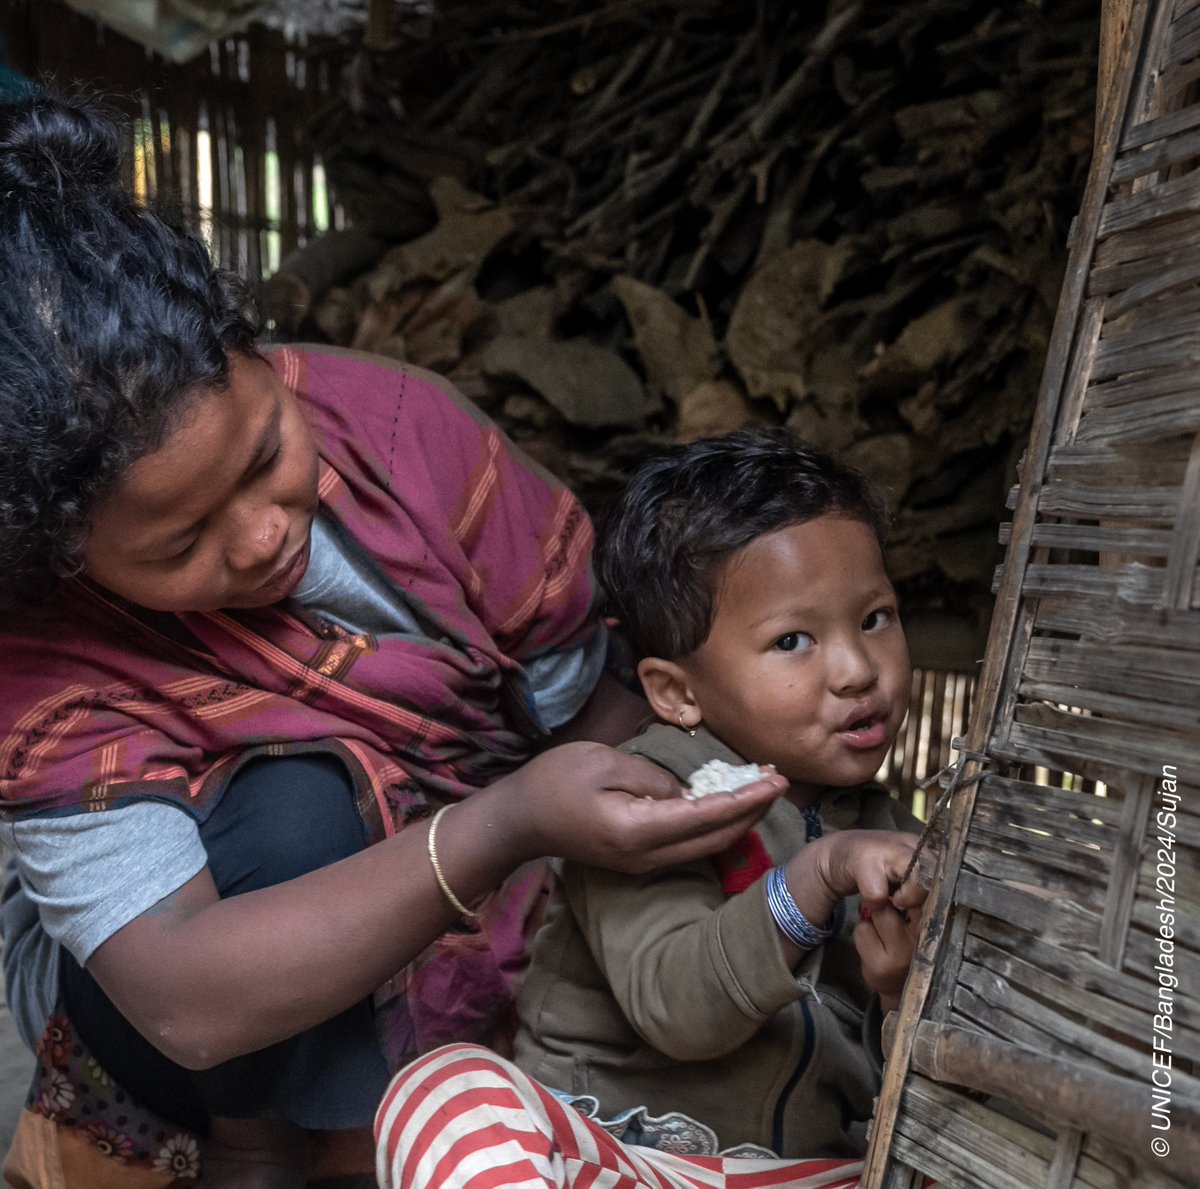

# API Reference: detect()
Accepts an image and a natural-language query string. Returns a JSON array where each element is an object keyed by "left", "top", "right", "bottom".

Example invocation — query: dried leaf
[
  {"left": 402, "top": 273, "right": 487, "bottom": 373},
  {"left": 493, "top": 287, "right": 560, "bottom": 340},
  {"left": 502, "top": 394, "right": 561, "bottom": 429},
  {"left": 366, "top": 177, "right": 517, "bottom": 299},
  {"left": 844, "top": 433, "right": 914, "bottom": 503},
  {"left": 612, "top": 276, "right": 720, "bottom": 405},
  {"left": 785, "top": 400, "right": 863, "bottom": 455},
  {"left": 481, "top": 335, "right": 657, "bottom": 429},
  {"left": 675, "top": 380, "right": 767, "bottom": 443},
  {"left": 863, "top": 298, "right": 971, "bottom": 393},
  {"left": 726, "top": 239, "right": 857, "bottom": 411},
  {"left": 311, "top": 286, "right": 362, "bottom": 347}
]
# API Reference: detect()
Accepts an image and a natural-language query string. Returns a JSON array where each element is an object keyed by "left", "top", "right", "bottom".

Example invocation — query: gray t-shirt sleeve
[
  {"left": 1, "top": 803, "right": 205, "bottom": 1050},
  {"left": 2, "top": 858, "right": 59, "bottom": 1050},
  {"left": 1, "top": 802, "right": 206, "bottom": 967}
]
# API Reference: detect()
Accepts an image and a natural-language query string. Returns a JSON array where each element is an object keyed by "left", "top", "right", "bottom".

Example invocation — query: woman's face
[{"left": 84, "top": 352, "right": 320, "bottom": 613}]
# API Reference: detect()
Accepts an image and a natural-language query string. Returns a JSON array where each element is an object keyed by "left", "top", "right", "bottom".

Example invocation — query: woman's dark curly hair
[
  {"left": 597, "top": 428, "right": 891, "bottom": 661},
  {"left": 0, "top": 90, "right": 260, "bottom": 609}
]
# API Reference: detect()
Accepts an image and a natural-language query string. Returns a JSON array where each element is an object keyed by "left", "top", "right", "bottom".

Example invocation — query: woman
[{"left": 0, "top": 91, "right": 784, "bottom": 1187}]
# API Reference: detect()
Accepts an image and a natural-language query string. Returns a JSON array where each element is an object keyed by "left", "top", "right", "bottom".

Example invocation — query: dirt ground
[{"left": 0, "top": 949, "right": 34, "bottom": 1170}]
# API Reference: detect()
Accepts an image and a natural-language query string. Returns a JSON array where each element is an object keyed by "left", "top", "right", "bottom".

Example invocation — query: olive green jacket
[{"left": 514, "top": 723, "right": 921, "bottom": 1158}]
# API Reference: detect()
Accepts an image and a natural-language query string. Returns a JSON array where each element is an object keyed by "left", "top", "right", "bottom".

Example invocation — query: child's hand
[
  {"left": 780, "top": 830, "right": 926, "bottom": 956},
  {"left": 811, "top": 829, "right": 923, "bottom": 913},
  {"left": 855, "top": 900, "right": 923, "bottom": 1016}
]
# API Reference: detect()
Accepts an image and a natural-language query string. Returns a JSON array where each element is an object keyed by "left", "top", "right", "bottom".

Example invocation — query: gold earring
[{"left": 678, "top": 710, "right": 697, "bottom": 737}]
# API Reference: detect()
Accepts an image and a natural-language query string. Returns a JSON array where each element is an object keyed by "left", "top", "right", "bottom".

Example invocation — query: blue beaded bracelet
[{"left": 766, "top": 865, "right": 836, "bottom": 949}]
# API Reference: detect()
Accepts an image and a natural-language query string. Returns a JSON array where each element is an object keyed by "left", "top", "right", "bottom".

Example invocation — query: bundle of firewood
[{"left": 265, "top": 0, "right": 1100, "bottom": 654}]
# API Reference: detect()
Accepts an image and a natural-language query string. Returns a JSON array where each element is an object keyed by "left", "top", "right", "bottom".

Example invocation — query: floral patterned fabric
[{"left": 18, "top": 1010, "right": 201, "bottom": 1184}]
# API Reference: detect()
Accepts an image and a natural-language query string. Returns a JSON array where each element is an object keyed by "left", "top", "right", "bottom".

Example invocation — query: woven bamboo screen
[
  {"left": 866, "top": 1, "right": 1200, "bottom": 1186},
  {"left": 2, "top": 0, "right": 341, "bottom": 281}
]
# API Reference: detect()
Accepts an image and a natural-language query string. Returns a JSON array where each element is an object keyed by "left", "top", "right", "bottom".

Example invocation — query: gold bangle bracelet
[{"left": 426, "top": 804, "right": 480, "bottom": 921}]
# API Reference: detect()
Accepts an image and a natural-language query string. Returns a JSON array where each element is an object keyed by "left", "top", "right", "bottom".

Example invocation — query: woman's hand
[{"left": 485, "top": 741, "right": 788, "bottom": 874}]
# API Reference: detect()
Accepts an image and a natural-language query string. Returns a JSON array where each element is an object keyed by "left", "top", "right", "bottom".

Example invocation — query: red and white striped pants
[{"left": 374, "top": 1044, "right": 864, "bottom": 1189}]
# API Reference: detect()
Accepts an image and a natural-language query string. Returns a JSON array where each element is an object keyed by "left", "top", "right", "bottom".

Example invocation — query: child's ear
[{"left": 637, "top": 657, "right": 701, "bottom": 731}]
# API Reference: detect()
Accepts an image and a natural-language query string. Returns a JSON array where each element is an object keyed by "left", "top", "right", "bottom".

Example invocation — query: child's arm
[
  {"left": 559, "top": 828, "right": 925, "bottom": 1064},
  {"left": 564, "top": 857, "right": 807, "bottom": 1061}
]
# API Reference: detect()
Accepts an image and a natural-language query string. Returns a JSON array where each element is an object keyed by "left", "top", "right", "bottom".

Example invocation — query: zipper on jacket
[{"left": 771, "top": 996, "right": 817, "bottom": 1155}]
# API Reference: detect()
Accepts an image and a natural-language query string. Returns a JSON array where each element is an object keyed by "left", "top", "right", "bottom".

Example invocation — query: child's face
[
  {"left": 84, "top": 352, "right": 320, "bottom": 613},
  {"left": 670, "top": 515, "right": 911, "bottom": 802}
]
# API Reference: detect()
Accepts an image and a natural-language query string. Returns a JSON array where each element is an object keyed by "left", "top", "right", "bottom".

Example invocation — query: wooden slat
[
  {"left": 1001, "top": 730, "right": 1197, "bottom": 793},
  {"left": 1092, "top": 205, "right": 1200, "bottom": 271},
  {"left": 1077, "top": 389, "right": 1200, "bottom": 444},
  {"left": 908, "top": 1021, "right": 1200, "bottom": 1167},
  {"left": 1031, "top": 593, "right": 1199, "bottom": 649},
  {"left": 1119, "top": 97, "right": 1200, "bottom": 154},
  {"left": 960, "top": 842, "right": 1108, "bottom": 910},
  {"left": 1091, "top": 326, "right": 1200, "bottom": 379},
  {"left": 1097, "top": 280, "right": 1200, "bottom": 348},
  {"left": 968, "top": 915, "right": 1200, "bottom": 1035},
  {"left": 1164, "top": 0, "right": 1200, "bottom": 52},
  {"left": 1122, "top": 914, "right": 1200, "bottom": 988},
  {"left": 1025, "top": 635, "right": 1200, "bottom": 685},
  {"left": 1164, "top": 433, "right": 1200, "bottom": 607},
  {"left": 1035, "top": 479, "right": 1182, "bottom": 518},
  {"left": 956, "top": 874, "right": 1102, "bottom": 960},
  {"left": 1008, "top": 699, "right": 1200, "bottom": 762},
  {"left": 1076, "top": 370, "right": 1200, "bottom": 418},
  {"left": 1098, "top": 166, "right": 1200, "bottom": 237},
  {"left": 1076, "top": 1137, "right": 1196, "bottom": 1189},
  {"left": 1017, "top": 562, "right": 1170, "bottom": 601},
  {"left": 954, "top": 946, "right": 1197, "bottom": 1083},
  {"left": 1016, "top": 677, "right": 1200, "bottom": 727},
  {"left": 1110, "top": 123, "right": 1200, "bottom": 182},
  {"left": 891, "top": 1076, "right": 1055, "bottom": 1189},
  {"left": 1000, "top": 521, "right": 1177, "bottom": 555},
  {"left": 975, "top": 770, "right": 1126, "bottom": 823},
  {"left": 1044, "top": 1129, "right": 1084, "bottom": 1189}
]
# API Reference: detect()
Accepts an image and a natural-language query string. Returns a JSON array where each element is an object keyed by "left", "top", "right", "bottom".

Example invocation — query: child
[{"left": 512, "top": 428, "right": 926, "bottom": 1161}]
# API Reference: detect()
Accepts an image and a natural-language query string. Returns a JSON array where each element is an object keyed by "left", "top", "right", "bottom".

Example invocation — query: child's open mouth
[{"left": 837, "top": 712, "right": 889, "bottom": 750}]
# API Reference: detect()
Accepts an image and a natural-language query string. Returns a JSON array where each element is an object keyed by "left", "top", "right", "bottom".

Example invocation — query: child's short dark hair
[{"left": 597, "top": 428, "right": 890, "bottom": 660}]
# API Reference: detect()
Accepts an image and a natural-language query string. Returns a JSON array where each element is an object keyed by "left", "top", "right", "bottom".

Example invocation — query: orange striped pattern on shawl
[{"left": 0, "top": 346, "right": 599, "bottom": 830}]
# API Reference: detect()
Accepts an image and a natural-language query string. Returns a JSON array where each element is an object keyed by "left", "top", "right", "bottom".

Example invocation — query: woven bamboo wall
[
  {"left": 882, "top": 669, "right": 976, "bottom": 820},
  {"left": 1, "top": 0, "right": 340, "bottom": 280},
  {"left": 867, "top": 1, "right": 1200, "bottom": 1186}
]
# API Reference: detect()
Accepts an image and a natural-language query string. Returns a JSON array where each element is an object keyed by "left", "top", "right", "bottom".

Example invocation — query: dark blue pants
[{"left": 59, "top": 754, "right": 391, "bottom": 1133}]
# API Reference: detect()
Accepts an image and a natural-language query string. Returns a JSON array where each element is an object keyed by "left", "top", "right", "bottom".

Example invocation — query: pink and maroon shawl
[
  {"left": 0, "top": 345, "right": 599, "bottom": 1061},
  {"left": 0, "top": 345, "right": 597, "bottom": 828}
]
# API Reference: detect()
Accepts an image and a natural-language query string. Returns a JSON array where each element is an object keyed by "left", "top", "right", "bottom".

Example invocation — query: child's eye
[
  {"left": 863, "top": 608, "right": 894, "bottom": 631},
  {"left": 775, "top": 632, "right": 813, "bottom": 652}
]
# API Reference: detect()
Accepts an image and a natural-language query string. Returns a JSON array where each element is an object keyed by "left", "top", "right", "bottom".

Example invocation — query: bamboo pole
[{"left": 908, "top": 1021, "right": 1200, "bottom": 1169}]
